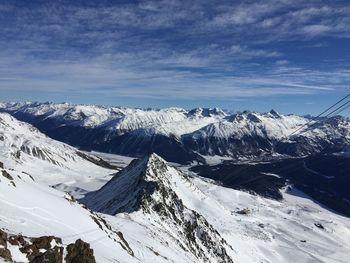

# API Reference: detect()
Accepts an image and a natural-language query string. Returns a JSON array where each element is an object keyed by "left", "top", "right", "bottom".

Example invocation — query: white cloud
[
  {"left": 0, "top": 0, "right": 349, "bottom": 102},
  {"left": 302, "top": 25, "right": 331, "bottom": 36}
]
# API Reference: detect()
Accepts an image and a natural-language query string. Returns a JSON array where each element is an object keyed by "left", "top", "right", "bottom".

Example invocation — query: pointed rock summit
[
  {"left": 82, "top": 153, "right": 168, "bottom": 214},
  {"left": 82, "top": 153, "right": 234, "bottom": 262},
  {"left": 269, "top": 109, "right": 280, "bottom": 117}
]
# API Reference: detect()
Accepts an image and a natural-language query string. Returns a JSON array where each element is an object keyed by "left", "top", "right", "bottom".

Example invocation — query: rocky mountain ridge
[
  {"left": 1, "top": 102, "right": 349, "bottom": 163},
  {"left": 83, "top": 154, "right": 234, "bottom": 262}
]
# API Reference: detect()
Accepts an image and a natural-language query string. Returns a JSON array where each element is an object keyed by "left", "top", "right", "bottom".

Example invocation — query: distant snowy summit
[{"left": 1, "top": 101, "right": 349, "bottom": 163}]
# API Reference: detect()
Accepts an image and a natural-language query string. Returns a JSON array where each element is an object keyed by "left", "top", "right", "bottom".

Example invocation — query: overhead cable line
[
  {"left": 323, "top": 100, "right": 350, "bottom": 118},
  {"left": 332, "top": 103, "right": 350, "bottom": 116},
  {"left": 288, "top": 93, "right": 350, "bottom": 138},
  {"left": 296, "top": 99, "right": 350, "bottom": 136}
]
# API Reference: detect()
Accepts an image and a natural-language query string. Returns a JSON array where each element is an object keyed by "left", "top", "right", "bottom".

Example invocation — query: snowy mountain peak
[
  {"left": 82, "top": 153, "right": 179, "bottom": 214},
  {"left": 83, "top": 154, "right": 234, "bottom": 262},
  {"left": 187, "top": 107, "right": 226, "bottom": 117},
  {"left": 269, "top": 109, "right": 280, "bottom": 117}
]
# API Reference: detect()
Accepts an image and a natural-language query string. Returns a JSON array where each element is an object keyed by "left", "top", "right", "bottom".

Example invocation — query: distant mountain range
[{"left": 1, "top": 102, "right": 349, "bottom": 164}]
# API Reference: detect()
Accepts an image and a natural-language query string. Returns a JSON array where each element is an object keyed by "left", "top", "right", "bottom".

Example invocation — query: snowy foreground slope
[
  {"left": 1, "top": 102, "right": 349, "bottom": 163},
  {"left": 0, "top": 166, "right": 136, "bottom": 263},
  {"left": 1, "top": 113, "right": 350, "bottom": 262},
  {"left": 83, "top": 154, "right": 350, "bottom": 263}
]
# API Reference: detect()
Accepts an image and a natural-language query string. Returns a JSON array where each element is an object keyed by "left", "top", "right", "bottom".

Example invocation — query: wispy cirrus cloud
[{"left": 0, "top": 0, "right": 349, "bottom": 107}]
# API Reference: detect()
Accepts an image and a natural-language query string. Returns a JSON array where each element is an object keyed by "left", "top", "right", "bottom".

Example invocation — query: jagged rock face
[
  {"left": 0, "top": 229, "right": 98, "bottom": 263},
  {"left": 83, "top": 154, "right": 234, "bottom": 263},
  {"left": 0, "top": 229, "right": 12, "bottom": 261},
  {"left": 1, "top": 102, "right": 349, "bottom": 164},
  {"left": 26, "top": 236, "right": 63, "bottom": 263},
  {"left": 65, "top": 239, "right": 96, "bottom": 263},
  {"left": 0, "top": 230, "right": 63, "bottom": 263},
  {"left": 1, "top": 168, "right": 16, "bottom": 187}
]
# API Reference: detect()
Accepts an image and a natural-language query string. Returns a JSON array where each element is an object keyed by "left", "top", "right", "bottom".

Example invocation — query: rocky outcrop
[
  {"left": 0, "top": 230, "right": 98, "bottom": 263},
  {"left": 0, "top": 229, "right": 12, "bottom": 261},
  {"left": 65, "top": 239, "right": 96, "bottom": 263},
  {"left": 0, "top": 230, "right": 64, "bottom": 263},
  {"left": 1, "top": 170, "right": 13, "bottom": 181},
  {"left": 25, "top": 236, "right": 63, "bottom": 263},
  {"left": 1, "top": 168, "right": 16, "bottom": 187}
]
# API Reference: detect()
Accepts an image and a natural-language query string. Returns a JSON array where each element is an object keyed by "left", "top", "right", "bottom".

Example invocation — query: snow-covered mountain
[
  {"left": 1, "top": 102, "right": 349, "bottom": 164},
  {"left": 83, "top": 153, "right": 234, "bottom": 262},
  {"left": 83, "top": 153, "right": 350, "bottom": 263},
  {"left": 0, "top": 112, "right": 117, "bottom": 196},
  {"left": 1, "top": 113, "right": 350, "bottom": 263}
]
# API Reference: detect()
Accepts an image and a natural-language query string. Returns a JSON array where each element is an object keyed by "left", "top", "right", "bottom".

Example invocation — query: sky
[{"left": 0, "top": 0, "right": 350, "bottom": 115}]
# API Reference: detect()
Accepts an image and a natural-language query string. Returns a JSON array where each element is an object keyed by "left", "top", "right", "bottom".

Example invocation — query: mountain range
[{"left": 1, "top": 102, "right": 349, "bottom": 164}]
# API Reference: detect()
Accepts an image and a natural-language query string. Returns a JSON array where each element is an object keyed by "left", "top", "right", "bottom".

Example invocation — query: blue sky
[{"left": 0, "top": 0, "right": 349, "bottom": 115}]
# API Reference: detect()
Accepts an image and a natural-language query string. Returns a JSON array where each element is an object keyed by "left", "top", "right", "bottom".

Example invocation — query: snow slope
[
  {"left": 0, "top": 163, "right": 136, "bottom": 263},
  {"left": 84, "top": 154, "right": 350, "bottom": 263},
  {"left": 0, "top": 112, "right": 117, "bottom": 195},
  {"left": 1, "top": 149, "right": 349, "bottom": 262}
]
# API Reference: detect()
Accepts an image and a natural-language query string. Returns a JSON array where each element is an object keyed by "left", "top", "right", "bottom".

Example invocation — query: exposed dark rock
[
  {"left": 1, "top": 170, "right": 13, "bottom": 181},
  {"left": 89, "top": 213, "right": 134, "bottom": 256},
  {"left": 8, "top": 234, "right": 26, "bottom": 246},
  {"left": 30, "top": 247, "right": 63, "bottom": 263},
  {"left": 0, "top": 230, "right": 7, "bottom": 247},
  {"left": 18, "top": 235, "right": 63, "bottom": 262},
  {"left": 0, "top": 229, "right": 12, "bottom": 262},
  {"left": 0, "top": 230, "right": 63, "bottom": 263},
  {"left": 236, "top": 208, "right": 251, "bottom": 215},
  {"left": 15, "top": 150, "right": 21, "bottom": 159},
  {"left": 314, "top": 223, "right": 325, "bottom": 230},
  {"left": 65, "top": 239, "right": 96, "bottom": 263}
]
